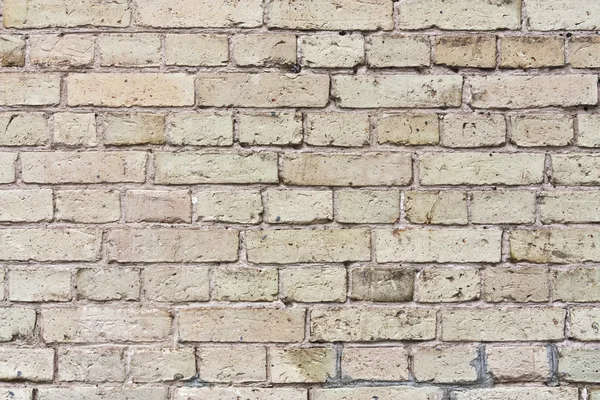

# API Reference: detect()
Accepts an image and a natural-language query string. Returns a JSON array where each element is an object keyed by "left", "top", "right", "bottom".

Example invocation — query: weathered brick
[
  {"left": 58, "top": 347, "right": 124, "bottom": 382},
  {"left": 0, "top": 389, "right": 31, "bottom": 400},
  {"left": 301, "top": 35, "right": 364, "bottom": 68},
  {"left": 483, "top": 267, "right": 549, "bottom": 302},
  {"left": 99, "top": 113, "right": 165, "bottom": 145},
  {"left": 130, "top": 348, "right": 195, "bottom": 382},
  {"left": 367, "top": 35, "right": 430, "bottom": 67},
  {"left": 570, "top": 37, "right": 600, "bottom": 68},
  {"left": 76, "top": 268, "right": 140, "bottom": 301},
  {"left": 541, "top": 190, "right": 600, "bottom": 223},
  {"left": 0, "top": 348, "right": 54, "bottom": 382},
  {"left": 486, "top": 346, "right": 550, "bottom": 382},
  {"left": 38, "top": 388, "right": 166, "bottom": 400},
  {"left": 413, "top": 346, "right": 478, "bottom": 383},
  {"left": 511, "top": 114, "right": 573, "bottom": 147},
  {"left": 0, "top": 308, "right": 36, "bottom": 341},
  {"left": 281, "top": 267, "right": 347, "bottom": 303},
  {"left": 569, "top": 308, "right": 600, "bottom": 341},
  {"left": 166, "top": 34, "right": 228, "bottom": 66},
  {"left": 500, "top": 36, "right": 565, "bottom": 68},
  {"left": 98, "top": 34, "right": 160, "bottom": 67},
  {"left": 0, "top": 113, "right": 49, "bottom": 146},
  {"left": 270, "top": 347, "right": 336, "bottom": 383},
  {"left": 0, "top": 35, "right": 25, "bottom": 66},
  {"left": 510, "top": 229, "right": 600, "bottom": 263},
  {"left": 234, "top": 34, "right": 296, "bottom": 67},
  {"left": 341, "top": 347, "right": 409, "bottom": 381},
  {"left": 265, "top": 190, "right": 332, "bottom": 224},
  {"left": 553, "top": 267, "right": 600, "bottom": 302},
  {"left": 124, "top": 190, "right": 191, "bottom": 223},
  {"left": 405, "top": 191, "right": 468, "bottom": 225},
  {"left": 30, "top": 35, "right": 94, "bottom": 68},
  {"left": 53, "top": 113, "right": 97, "bottom": 147},
  {"left": 194, "top": 190, "right": 262, "bottom": 223},
  {"left": 305, "top": 113, "right": 370, "bottom": 147},
  {"left": 238, "top": 113, "right": 302, "bottom": 146},
  {"left": 143, "top": 267, "right": 209, "bottom": 302},
  {"left": 435, "top": 36, "right": 496, "bottom": 68},
  {"left": 9, "top": 269, "right": 71, "bottom": 302},
  {"left": 552, "top": 155, "right": 600, "bottom": 185},
  {"left": 175, "top": 388, "right": 306, "bottom": 400},
  {"left": 0, "top": 229, "right": 101, "bottom": 261},
  {"left": 578, "top": 114, "right": 600, "bottom": 147},
  {"left": 441, "top": 114, "right": 506, "bottom": 148},
  {"left": 451, "top": 388, "right": 577, "bottom": 400},
  {"left": 526, "top": 0, "right": 600, "bottom": 30},
  {"left": 167, "top": 112, "right": 232, "bottom": 146},
  {"left": 212, "top": 267, "right": 278, "bottom": 302},
  {"left": 336, "top": 189, "right": 400, "bottom": 224},
  {"left": 377, "top": 113, "right": 439, "bottom": 145},
  {"left": 559, "top": 347, "right": 600, "bottom": 382},
  {"left": 314, "top": 387, "right": 443, "bottom": 400},
  {"left": 55, "top": 190, "right": 121, "bottom": 223},
  {"left": 471, "top": 190, "right": 536, "bottom": 224},
  {"left": 199, "top": 347, "right": 266, "bottom": 382},
  {"left": 416, "top": 267, "right": 480, "bottom": 303},
  {"left": 0, "top": 153, "right": 17, "bottom": 183},
  {"left": 0, "top": 189, "right": 53, "bottom": 222},
  {"left": 350, "top": 267, "right": 414, "bottom": 302},
  {"left": 0, "top": 74, "right": 60, "bottom": 105}
]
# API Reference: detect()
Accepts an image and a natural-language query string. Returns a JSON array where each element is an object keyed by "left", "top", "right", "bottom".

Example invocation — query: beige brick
[
  {"left": 0, "top": 308, "right": 36, "bottom": 341},
  {"left": 559, "top": 347, "right": 600, "bottom": 382},
  {"left": 469, "top": 75, "right": 597, "bottom": 108},
  {"left": 266, "top": 190, "right": 332, "bottom": 224},
  {"left": 367, "top": 34, "right": 432, "bottom": 68},
  {"left": 166, "top": 34, "right": 228, "bottom": 66},
  {"left": 301, "top": 35, "right": 364, "bottom": 68},
  {"left": 420, "top": 153, "right": 545, "bottom": 185},
  {"left": 376, "top": 229, "right": 501, "bottom": 263},
  {"left": 0, "top": 35, "right": 25, "bottom": 66},
  {"left": 42, "top": 307, "right": 172, "bottom": 343},
  {"left": 416, "top": 267, "right": 480, "bottom": 303},
  {"left": 178, "top": 308, "right": 305, "bottom": 342},
  {"left": 53, "top": 113, "right": 97, "bottom": 147},
  {"left": 9, "top": 269, "right": 71, "bottom": 302},
  {"left": 198, "top": 73, "right": 329, "bottom": 107},
  {"left": 212, "top": 267, "right": 278, "bottom": 302},
  {"left": 377, "top": 113, "right": 439, "bottom": 145},
  {"left": 451, "top": 388, "right": 577, "bottom": 400},
  {"left": 234, "top": 34, "right": 296, "bottom": 67},
  {"left": 0, "top": 270, "right": 4, "bottom": 301},
  {"left": 310, "top": 308, "right": 436, "bottom": 342},
  {"left": 0, "top": 153, "right": 17, "bottom": 183},
  {"left": 305, "top": 113, "right": 369, "bottom": 147},
  {"left": 98, "top": 34, "right": 160, "bottom": 67},
  {"left": 486, "top": 346, "right": 550, "bottom": 382},
  {"left": 0, "top": 389, "right": 30, "bottom": 400},
  {"left": 238, "top": 113, "right": 302, "bottom": 146},
  {"left": 441, "top": 114, "right": 506, "bottom": 148},
  {"left": 155, "top": 152, "right": 277, "bottom": 184},
  {"left": 500, "top": 36, "right": 565, "bottom": 68},
  {"left": 570, "top": 37, "right": 600, "bottom": 68},
  {"left": 38, "top": 388, "right": 166, "bottom": 400},
  {"left": 76, "top": 268, "right": 140, "bottom": 301},
  {"left": 0, "top": 113, "right": 49, "bottom": 146},
  {"left": 483, "top": 267, "right": 549, "bottom": 302},
  {"left": 281, "top": 267, "right": 347, "bottom": 303},
  {"left": 107, "top": 229, "right": 238, "bottom": 263},
  {"left": 22, "top": 151, "right": 146, "bottom": 183},
  {"left": 99, "top": 113, "right": 165, "bottom": 145},
  {"left": 569, "top": 308, "right": 600, "bottom": 341},
  {"left": 282, "top": 153, "right": 412, "bottom": 186},
  {"left": 130, "top": 348, "right": 195, "bottom": 382},
  {"left": 0, "top": 74, "right": 60, "bottom": 105},
  {"left": 527, "top": 0, "right": 600, "bottom": 30},
  {"left": 175, "top": 388, "right": 306, "bottom": 400},
  {"left": 167, "top": 112, "right": 232, "bottom": 146},
  {"left": 270, "top": 347, "right": 336, "bottom": 383},
  {"left": 510, "top": 229, "right": 600, "bottom": 263},
  {"left": 541, "top": 190, "right": 600, "bottom": 223},
  {"left": 578, "top": 114, "right": 600, "bottom": 148},
  {"left": 336, "top": 189, "right": 399, "bottom": 224},
  {"left": 413, "top": 346, "right": 478, "bottom": 383},
  {"left": 350, "top": 267, "right": 414, "bottom": 302},
  {"left": 30, "top": 35, "right": 94, "bottom": 67},
  {"left": 471, "top": 190, "right": 536, "bottom": 224},
  {"left": 68, "top": 73, "right": 194, "bottom": 107},
  {"left": 143, "top": 267, "right": 209, "bottom": 302},
  {"left": 0, "top": 229, "right": 101, "bottom": 261},
  {"left": 592, "top": 390, "right": 600, "bottom": 400},
  {"left": 246, "top": 229, "right": 370, "bottom": 264},
  {"left": 55, "top": 190, "right": 121, "bottom": 223},
  {"left": 405, "top": 191, "right": 468, "bottom": 225},
  {"left": 194, "top": 190, "right": 262, "bottom": 224},
  {"left": 58, "top": 347, "right": 124, "bottom": 382},
  {"left": 552, "top": 155, "right": 600, "bottom": 185},
  {"left": 435, "top": 36, "right": 496, "bottom": 68},
  {"left": 341, "top": 347, "right": 409, "bottom": 381},
  {"left": 199, "top": 347, "right": 266, "bottom": 382},
  {"left": 125, "top": 190, "right": 191, "bottom": 223},
  {"left": 268, "top": 0, "right": 392, "bottom": 30},
  {"left": 0, "top": 348, "right": 54, "bottom": 382},
  {"left": 511, "top": 114, "right": 573, "bottom": 147},
  {"left": 553, "top": 267, "right": 600, "bottom": 302},
  {"left": 333, "top": 75, "right": 463, "bottom": 108},
  {"left": 0, "top": 189, "right": 53, "bottom": 222},
  {"left": 314, "top": 387, "right": 444, "bottom": 400},
  {"left": 442, "top": 308, "right": 565, "bottom": 341}
]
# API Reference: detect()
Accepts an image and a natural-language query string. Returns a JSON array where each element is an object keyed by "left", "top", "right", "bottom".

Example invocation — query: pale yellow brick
[
  {"left": 143, "top": 267, "right": 209, "bottom": 302},
  {"left": 0, "top": 74, "right": 60, "bottom": 106},
  {"left": 175, "top": 388, "right": 306, "bottom": 400},
  {"left": 441, "top": 114, "right": 506, "bottom": 148},
  {"left": 314, "top": 387, "right": 443, "bottom": 400},
  {"left": 305, "top": 113, "right": 369, "bottom": 147},
  {"left": 212, "top": 267, "right": 278, "bottom": 302},
  {"left": 451, "top": 388, "right": 577, "bottom": 400},
  {"left": 0, "top": 388, "right": 31, "bottom": 400},
  {"left": 194, "top": 190, "right": 262, "bottom": 224},
  {"left": 413, "top": 346, "right": 478, "bottom": 383},
  {"left": 238, "top": 113, "right": 302, "bottom": 146},
  {"left": 234, "top": 34, "right": 296, "bottom": 67},
  {"left": 99, "top": 113, "right": 165, "bottom": 145},
  {"left": 0, "top": 270, "right": 4, "bottom": 301},
  {"left": 570, "top": 37, "right": 600, "bottom": 68},
  {"left": 125, "top": 190, "right": 191, "bottom": 223},
  {"left": 265, "top": 190, "right": 332, "bottom": 224},
  {"left": 98, "top": 34, "right": 160, "bottom": 67},
  {"left": 471, "top": 190, "right": 536, "bottom": 224},
  {"left": 58, "top": 347, "right": 124, "bottom": 382},
  {"left": 166, "top": 34, "right": 228, "bottom": 66},
  {"left": 553, "top": 267, "right": 600, "bottom": 302},
  {"left": 341, "top": 347, "right": 409, "bottom": 381},
  {"left": 55, "top": 190, "right": 121, "bottom": 223},
  {"left": 578, "top": 114, "right": 600, "bottom": 148},
  {"left": 500, "top": 36, "right": 565, "bottom": 68},
  {"left": 0, "top": 153, "right": 17, "bottom": 183},
  {"left": 552, "top": 155, "right": 600, "bottom": 185},
  {"left": 53, "top": 113, "right": 97, "bottom": 147},
  {"left": 0, "top": 229, "right": 101, "bottom": 261},
  {"left": 270, "top": 347, "right": 336, "bottom": 383},
  {"left": 0, "top": 113, "right": 49, "bottom": 146},
  {"left": 30, "top": 35, "right": 94, "bottom": 67},
  {"left": 486, "top": 346, "right": 550, "bottom": 382},
  {"left": 0, "top": 308, "right": 36, "bottom": 341},
  {"left": 76, "top": 268, "right": 140, "bottom": 301},
  {"left": 301, "top": 35, "right": 364, "bottom": 68},
  {"left": 377, "top": 113, "right": 439, "bottom": 145},
  {"left": 350, "top": 267, "right": 413, "bottom": 302},
  {"left": 367, "top": 35, "right": 430, "bottom": 67},
  {"left": 336, "top": 189, "right": 399, "bottom": 224},
  {"left": 199, "top": 347, "right": 266, "bottom": 382},
  {"left": 405, "top": 191, "right": 468, "bottom": 225},
  {"left": 483, "top": 267, "right": 549, "bottom": 302},
  {"left": 416, "top": 267, "right": 480, "bottom": 303},
  {"left": 541, "top": 190, "right": 600, "bottom": 223},
  {"left": 130, "top": 348, "right": 195, "bottom": 382},
  {"left": 0, "top": 35, "right": 25, "bottom": 66},
  {"left": 510, "top": 229, "right": 600, "bottom": 263},
  {"left": 559, "top": 347, "right": 600, "bottom": 382},
  {"left": 569, "top": 308, "right": 600, "bottom": 341},
  {"left": 9, "top": 269, "right": 71, "bottom": 302},
  {"left": 281, "top": 267, "right": 347, "bottom": 303},
  {"left": 527, "top": 0, "right": 600, "bottom": 30},
  {"left": 0, "top": 348, "right": 54, "bottom": 382},
  {"left": 0, "top": 189, "right": 53, "bottom": 222},
  {"left": 511, "top": 114, "right": 573, "bottom": 147},
  {"left": 38, "top": 388, "right": 166, "bottom": 400},
  {"left": 435, "top": 36, "right": 496, "bottom": 68},
  {"left": 167, "top": 112, "right": 232, "bottom": 146}
]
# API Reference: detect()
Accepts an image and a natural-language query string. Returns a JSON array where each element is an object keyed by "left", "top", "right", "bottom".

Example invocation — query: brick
[
  {"left": 246, "top": 229, "right": 370, "bottom": 264},
  {"left": 175, "top": 388, "right": 306, "bottom": 400},
  {"left": 578, "top": 114, "right": 600, "bottom": 147},
  {"left": 377, "top": 113, "right": 439, "bottom": 145},
  {"left": 265, "top": 190, "right": 332, "bottom": 224},
  {"left": 336, "top": 189, "right": 400, "bottom": 224},
  {"left": 451, "top": 388, "right": 577, "bottom": 400},
  {"left": 198, "top": 73, "right": 329, "bottom": 107},
  {"left": 53, "top": 113, "right": 97, "bottom": 147},
  {"left": 0, "top": 74, "right": 60, "bottom": 105},
  {"left": 212, "top": 267, "right": 278, "bottom": 302},
  {"left": 125, "top": 190, "right": 191, "bottom": 223},
  {"left": 471, "top": 190, "right": 536, "bottom": 224},
  {"left": 199, "top": 347, "right": 266, "bottom": 382},
  {"left": 511, "top": 114, "right": 573, "bottom": 147},
  {"left": 166, "top": 34, "right": 228, "bottom": 66},
  {"left": 420, "top": 153, "right": 545, "bottom": 185},
  {"left": 314, "top": 387, "right": 443, "bottom": 400},
  {"left": 194, "top": 190, "right": 262, "bottom": 223},
  {"left": 332, "top": 75, "right": 463, "bottom": 108},
  {"left": 416, "top": 267, "right": 480, "bottom": 303},
  {"left": 155, "top": 152, "right": 277, "bottom": 184},
  {"left": 442, "top": 308, "right": 565, "bottom": 341},
  {"left": 0, "top": 348, "right": 54, "bottom": 382},
  {"left": 541, "top": 190, "right": 600, "bottom": 223},
  {"left": 500, "top": 37, "right": 565, "bottom": 68},
  {"left": 55, "top": 190, "right": 121, "bottom": 223},
  {"left": 570, "top": 37, "right": 600, "bottom": 68},
  {"left": 469, "top": 75, "right": 597, "bottom": 108},
  {"left": 569, "top": 308, "right": 600, "bottom": 341},
  {"left": 267, "top": 0, "right": 392, "bottom": 30},
  {"left": 0, "top": 189, "right": 53, "bottom": 222},
  {"left": 350, "top": 267, "right": 414, "bottom": 302},
  {"left": 441, "top": 114, "right": 506, "bottom": 148},
  {"left": 0, "top": 113, "right": 49, "bottom": 146},
  {"left": 178, "top": 308, "right": 305, "bottom": 342},
  {"left": 405, "top": 191, "right": 468, "bottom": 225},
  {"left": 99, "top": 113, "right": 165, "bottom": 145},
  {"left": 42, "top": 307, "right": 172, "bottom": 343},
  {"left": 30, "top": 35, "right": 94, "bottom": 68},
  {"left": 0, "top": 389, "right": 31, "bottom": 400},
  {"left": 305, "top": 113, "right": 369, "bottom": 147},
  {"left": 483, "top": 267, "right": 549, "bottom": 302},
  {"left": 22, "top": 151, "right": 146, "bottom": 183},
  {"left": 341, "top": 347, "right": 409, "bottom": 381},
  {"left": 435, "top": 36, "right": 496, "bottom": 68},
  {"left": 0, "top": 270, "right": 4, "bottom": 300},
  {"left": 367, "top": 35, "right": 429, "bottom": 67},
  {"left": 281, "top": 267, "right": 347, "bottom": 303},
  {"left": 98, "top": 34, "right": 160, "bottom": 67},
  {"left": 130, "top": 348, "right": 195, "bottom": 382},
  {"left": 238, "top": 113, "right": 302, "bottom": 146},
  {"left": 0, "top": 229, "right": 101, "bottom": 261},
  {"left": 301, "top": 35, "right": 364, "bottom": 68},
  {"left": 0, "top": 308, "right": 36, "bottom": 341},
  {"left": 58, "top": 347, "right": 124, "bottom": 382},
  {"left": 526, "top": 0, "right": 600, "bottom": 30},
  {"left": 376, "top": 229, "right": 501, "bottom": 263},
  {"left": 559, "top": 347, "right": 600, "bottom": 382},
  {"left": 68, "top": 73, "right": 194, "bottom": 107},
  {"left": 143, "top": 267, "right": 209, "bottom": 302},
  {"left": 107, "top": 229, "right": 238, "bottom": 263},
  {"left": 4, "top": 0, "right": 131, "bottom": 28},
  {"left": 9, "top": 269, "right": 71, "bottom": 302},
  {"left": 167, "top": 112, "right": 232, "bottom": 146},
  {"left": 486, "top": 346, "right": 550, "bottom": 382},
  {"left": 413, "top": 346, "right": 478, "bottom": 383},
  {"left": 270, "top": 347, "right": 336, "bottom": 383},
  {"left": 0, "top": 153, "right": 17, "bottom": 183},
  {"left": 553, "top": 268, "right": 600, "bottom": 302},
  {"left": 38, "top": 388, "right": 166, "bottom": 400},
  {"left": 510, "top": 229, "right": 600, "bottom": 263},
  {"left": 0, "top": 35, "right": 25, "bottom": 66},
  {"left": 234, "top": 34, "right": 296, "bottom": 67},
  {"left": 282, "top": 153, "right": 412, "bottom": 186},
  {"left": 310, "top": 308, "right": 436, "bottom": 342},
  {"left": 76, "top": 268, "right": 140, "bottom": 301},
  {"left": 552, "top": 155, "right": 600, "bottom": 185}
]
